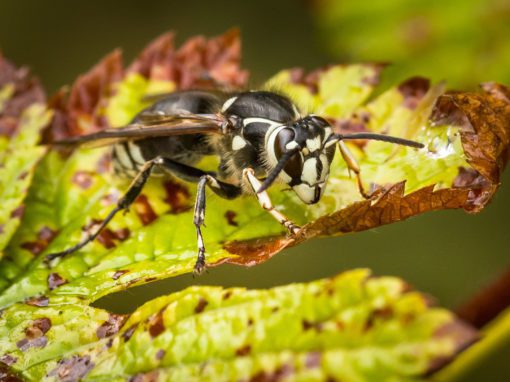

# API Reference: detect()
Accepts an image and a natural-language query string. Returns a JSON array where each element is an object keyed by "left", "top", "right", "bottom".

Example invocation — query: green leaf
[
  {"left": 1, "top": 30, "right": 507, "bottom": 381},
  {"left": 313, "top": 0, "right": 510, "bottom": 88},
  {"left": 0, "top": 269, "right": 477, "bottom": 381},
  {"left": 0, "top": 55, "right": 47, "bottom": 260},
  {"left": 1, "top": 53, "right": 509, "bottom": 309},
  {"left": 0, "top": 105, "right": 50, "bottom": 257},
  {"left": 263, "top": 64, "right": 382, "bottom": 117}
]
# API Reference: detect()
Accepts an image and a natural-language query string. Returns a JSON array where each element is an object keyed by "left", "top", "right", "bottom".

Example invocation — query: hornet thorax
[{"left": 218, "top": 91, "right": 336, "bottom": 204}]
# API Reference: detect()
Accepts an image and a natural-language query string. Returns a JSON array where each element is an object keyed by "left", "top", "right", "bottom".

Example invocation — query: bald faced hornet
[{"left": 46, "top": 90, "right": 424, "bottom": 274}]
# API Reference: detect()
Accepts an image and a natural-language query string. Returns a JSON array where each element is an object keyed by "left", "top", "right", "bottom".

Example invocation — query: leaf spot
[
  {"left": 194, "top": 297, "right": 208, "bottom": 314},
  {"left": 122, "top": 324, "right": 138, "bottom": 342},
  {"left": 302, "top": 320, "right": 323, "bottom": 332},
  {"left": 21, "top": 226, "right": 58, "bottom": 255},
  {"left": 249, "top": 364, "right": 294, "bottom": 382},
  {"left": 96, "top": 314, "right": 127, "bottom": 339},
  {"left": 10, "top": 205, "right": 25, "bottom": 218},
  {"left": 164, "top": 180, "right": 191, "bottom": 213},
  {"left": 222, "top": 291, "right": 232, "bottom": 300},
  {"left": 235, "top": 344, "right": 251, "bottom": 356},
  {"left": 148, "top": 311, "right": 165, "bottom": 338},
  {"left": 25, "top": 295, "right": 49, "bottom": 307},
  {"left": 224, "top": 210, "right": 239, "bottom": 226},
  {"left": 129, "top": 371, "right": 159, "bottom": 382},
  {"left": 0, "top": 354, "right": 17, "bottom": 366},
  {"left": 16, "top": 318, "right": 51, "bottom": 351},
  {"left": 134, "top": 194, "right": 158, "bottom": 225},
  {"left": 112, "top": 270, "right": 129, "bottom": 280},
  {"left": 397, "top": 77, "right": 430, "bottom": 110},
  {"left": 155, "top": 349, "right": 165, "bottom": 361},
  {"left": 305, "top": 352, "right": 322, "bottom": 368},
  {"left": 48, "top": 273, "right": 67, "bottom": 290},
  {"left": 71, "top": 170, "right": 94, "bottom": 189},
  {"left": 47, "top": 355, "right": 94, "bottom": 382}
]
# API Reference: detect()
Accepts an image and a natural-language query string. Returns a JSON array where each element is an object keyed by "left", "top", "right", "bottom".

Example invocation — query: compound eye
[
  {"left": 284, "top": 152, "right": 304, "bottom": 179},
  {"left": 274, "top": 128, "right": 303, "bottom": 179}
]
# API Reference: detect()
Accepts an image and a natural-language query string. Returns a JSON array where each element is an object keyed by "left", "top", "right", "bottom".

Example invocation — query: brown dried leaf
[{"left": 221, "top": 81, "right": 510, "bottom": 266}]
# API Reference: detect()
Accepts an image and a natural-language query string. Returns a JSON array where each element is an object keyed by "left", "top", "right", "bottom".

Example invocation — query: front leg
[
  {"left": 243, "top": 168, "right": 300, "bottom": 235},
  {"left": 338, "top": 141, "right": 372, "bottom": 199},
  {"left": 193, "top": 174, "right": 242, "bottom": 275}
]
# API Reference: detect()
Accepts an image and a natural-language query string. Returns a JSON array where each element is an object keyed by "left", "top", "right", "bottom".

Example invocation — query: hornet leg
[
  {"left": 193, "top": 174, "right": 241, "bottom": 275},
  {"left": 243, "top": 168, "right": 300, "bottom": 235},
  {"left": 46, "top": 156, "right": 242, "bottom": 275},
  {"left": 338, "top": 141, "right": 371, "bottom": 199},
  {"left": 156, "top": 157, "right": 242, "bottom": 275},
  {"left": 45, "top": 157, "right": 160, "bottom": 263}
]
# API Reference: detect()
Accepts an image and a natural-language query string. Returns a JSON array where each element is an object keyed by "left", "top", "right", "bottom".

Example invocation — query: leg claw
[
  {"left": 193, "top": 258, "right": 207, "bottom": 276},
  {"left": 285, "top": 222, "right": 301, "bottom": 235}
]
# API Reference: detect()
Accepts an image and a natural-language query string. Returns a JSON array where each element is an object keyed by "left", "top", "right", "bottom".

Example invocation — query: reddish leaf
[
  {"left": 45, "top": 50, "right": 123, "bottom": 142},
  {"left": 129, "top": 28, "right": 248, "bottom": 89},
  {"left": 44, "top": 29, "right": 248, "bottom": 144},
  {"left": 0, "top": 54, "right": 45, "bottom": 137},
  {"left": 127, "top": 32, "right": 176, "bottom": 81}
]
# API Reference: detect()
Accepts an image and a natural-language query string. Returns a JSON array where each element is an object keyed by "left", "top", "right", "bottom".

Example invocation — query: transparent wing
[{"left": 51, "top": 113, "right": 225, "bottom": 149}]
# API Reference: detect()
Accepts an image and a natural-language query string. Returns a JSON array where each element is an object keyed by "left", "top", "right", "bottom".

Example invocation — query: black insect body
[{"left": 46, "top": 90, "right": 424, "bottom": 274}]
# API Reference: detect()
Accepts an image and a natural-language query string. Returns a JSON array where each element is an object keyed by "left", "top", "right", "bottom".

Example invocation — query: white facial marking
[
  {"left": 221, "top": 96, "right": 238, "bottom": 113},
  {"left": 319, "top": 154, "right": 329, "bottom": 179},
  {"left": 301, "top": 158, "right": 318, "bottom": 184},
  {"left": 306, "top": 137, "right": 322, "bottom": 152},
  {"left": 285, "top": 141, "right": 299, "bottom": 151},
  {"left": 232, "top": 135, "right": 247, "bottom": 151},
  {"left": 323, "top": 127, "right": 332, "bottom": 143},
  {"left": 293, "top": 183, "right": 316, "bottom": 204}
]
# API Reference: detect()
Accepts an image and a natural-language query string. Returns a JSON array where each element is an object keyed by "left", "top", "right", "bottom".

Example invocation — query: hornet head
[
  {"left": 261, "top": 114, "right": 425, "bottom": 204},
  {"left": 264, "top": 115, "right": 337, "bottom": 204}
]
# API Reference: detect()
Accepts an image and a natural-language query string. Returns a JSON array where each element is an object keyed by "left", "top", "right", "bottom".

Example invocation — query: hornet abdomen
[{"left": 112, "top": 90, "right": 222, "bottom": 177}]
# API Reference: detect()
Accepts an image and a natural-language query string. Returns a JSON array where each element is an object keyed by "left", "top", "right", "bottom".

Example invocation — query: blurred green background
[{"left": 1, "top": 0, "right": 509, "bottom": 380}]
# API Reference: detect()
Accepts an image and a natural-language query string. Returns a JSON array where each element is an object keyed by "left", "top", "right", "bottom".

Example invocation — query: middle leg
[
  {"left": 193, "top": 174, "right": 242, "bottom": 275},
  {"left": 156, "top": 158, "right": 242, "bottom": 275}
]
